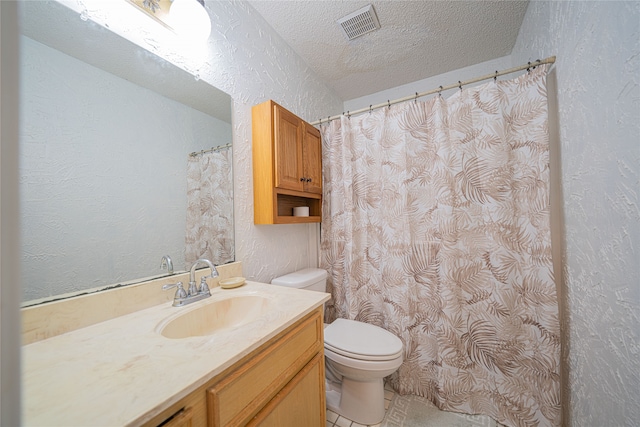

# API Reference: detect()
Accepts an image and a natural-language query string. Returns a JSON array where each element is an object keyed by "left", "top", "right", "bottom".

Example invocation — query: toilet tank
[{"left": 271, "top": 268, "right": 327, "bottom": 292}]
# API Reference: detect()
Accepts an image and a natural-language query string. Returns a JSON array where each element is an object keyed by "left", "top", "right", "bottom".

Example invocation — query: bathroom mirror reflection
[{"left": 19, "top": 1, "right": 234, "bottom": 304}]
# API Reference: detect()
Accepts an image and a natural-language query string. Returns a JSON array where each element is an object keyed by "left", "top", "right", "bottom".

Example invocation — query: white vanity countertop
[{"left": 22, "top": 281, "right": 330, "bottom": 426}]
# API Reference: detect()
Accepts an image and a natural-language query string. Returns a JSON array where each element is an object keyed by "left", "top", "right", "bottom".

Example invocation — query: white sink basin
[{"left": 158, "top": 294, "right": 273, "bottom": 339}]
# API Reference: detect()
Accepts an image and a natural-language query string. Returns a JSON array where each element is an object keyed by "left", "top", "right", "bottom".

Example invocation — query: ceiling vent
[{"left": 337, "top": 4, "right": 381, "bottom": 41}]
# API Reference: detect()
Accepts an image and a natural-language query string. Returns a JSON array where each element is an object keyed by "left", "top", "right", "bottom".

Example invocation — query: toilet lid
[{"left": 324, "top": 319, "right": 403, "bottom": 361}]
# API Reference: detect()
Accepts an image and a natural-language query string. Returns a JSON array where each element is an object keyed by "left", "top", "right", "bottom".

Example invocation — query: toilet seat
[
  {"left": 324, "top": 345, "right": 403, "bottom": 374},
  {"left": 324, "top": 319, "right": 403, "bottom": 361}
]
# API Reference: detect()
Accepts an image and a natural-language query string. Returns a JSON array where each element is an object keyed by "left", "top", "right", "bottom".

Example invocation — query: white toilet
[{"left": 271, "top": 268, "right": 403, "bottom": 425}]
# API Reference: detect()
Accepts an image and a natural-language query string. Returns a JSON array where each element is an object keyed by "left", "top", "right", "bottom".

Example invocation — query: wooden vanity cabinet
[
  {"left": 208, "top": 307, "right": 325, "bottom": 426},
  {"left": 252, "top": 100, "right": 323, "bottom": 224},
  {"left": 142, "top": 307, "right": 325, "bottom": 427}
]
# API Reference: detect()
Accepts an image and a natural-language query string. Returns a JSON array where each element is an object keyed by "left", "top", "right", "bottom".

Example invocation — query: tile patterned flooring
[
  {"left": 325, "top": 384, "right": 394, "bottom": 427},
  {"left": 325, "top": 383, "right": 503, "bottom": 427}
]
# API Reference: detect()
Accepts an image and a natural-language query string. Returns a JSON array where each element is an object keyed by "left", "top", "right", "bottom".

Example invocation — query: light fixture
[
  {"left": 127, "top": 0, "right": 211, "bottom": 42},
  {"left": 170, "top": 0, "right": 211, "bottom": 41}
]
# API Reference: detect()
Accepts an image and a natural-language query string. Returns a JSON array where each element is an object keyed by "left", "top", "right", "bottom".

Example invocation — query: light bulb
[{"left": 170, "top": 0, "right": 212, "bottom": 42}]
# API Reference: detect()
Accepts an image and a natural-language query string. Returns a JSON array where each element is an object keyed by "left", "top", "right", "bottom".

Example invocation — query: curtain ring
[
  {"left": 414, "top": 92, "right": 418, "bottom": 103},
  {"left": 387, "top": 100, "right": 391, "bottom": 109},
  {"left": 533, "top": 59, "right": 541, "bottom": 69},
  {"left": 347, "top": 111, "right": 351, "bottom": 120},
  {"left": 458, "top": 81, "right": 462, "bottom": 91},
  {"left": 494, "top": 71, "right": 498, "bottom": 82},
  {"left": 438, "top": 85, "right": 443, "bottom": 97},
  {"left": 369, "top": 104, "right": 372, "bottom": 114},
  {"left": 527, "top": 61, "right": 531, "bottom": 73}
]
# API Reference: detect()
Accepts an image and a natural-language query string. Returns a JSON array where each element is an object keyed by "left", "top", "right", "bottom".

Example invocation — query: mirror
[{"left": 19, "top": 1, "right": 234, "bottom": 304}]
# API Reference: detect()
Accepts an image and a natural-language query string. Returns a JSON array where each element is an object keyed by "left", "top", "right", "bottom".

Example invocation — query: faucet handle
[
  {"left": 163, "top": 282, "right": 187, "bottom": 299},
  {"left": 199, "top": 277, "right": 212, "bottom": 295}
]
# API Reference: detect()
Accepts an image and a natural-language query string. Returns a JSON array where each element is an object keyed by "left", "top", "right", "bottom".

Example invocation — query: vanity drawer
[{"left": 207, "top": 308, "right": 323, "bottom": 426}]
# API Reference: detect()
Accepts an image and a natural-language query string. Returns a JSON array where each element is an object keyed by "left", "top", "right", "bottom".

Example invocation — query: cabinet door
[
  {"left": 302, "top": 123, "right": 322, "bottom": 195},
  {"left": 274, "top": 104, "right": 304, "bottom": 192},
  {"left": 248, "top": 354, "right": 325, "bottom": 427},
  {"left": 207, "top": 309, "right": 323, "bottom": 426}
]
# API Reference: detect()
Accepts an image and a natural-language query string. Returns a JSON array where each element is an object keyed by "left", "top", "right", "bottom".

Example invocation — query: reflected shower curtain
[
  {"left": 320, "top": 66, "right": 560, "bottom": 427},
  {"left": 185, "top": 149, "right": 234, "bottom": 267}
]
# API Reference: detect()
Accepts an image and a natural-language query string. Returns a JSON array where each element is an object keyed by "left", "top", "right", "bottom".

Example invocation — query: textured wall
[
  {"left": 201, "top": 2, "right": 342, "bottom": 281},
  {"left": 511, "top": 1, "right": 640, "bottom": 425},
  {"left": 20, "top": 36, "right": 232, "bottom": 300}
]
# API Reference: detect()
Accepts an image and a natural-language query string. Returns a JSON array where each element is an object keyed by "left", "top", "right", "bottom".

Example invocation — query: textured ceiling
[{"left": 247, "top": 0, "right": 529, "bottom": 100}]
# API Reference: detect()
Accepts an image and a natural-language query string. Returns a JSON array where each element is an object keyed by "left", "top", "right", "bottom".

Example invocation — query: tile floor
[
  {"left": 326, "top": 383, "right": 504, "bottom": 427},
  {"left": 325, "top": 383, "right": 394, "bottom": 427}
]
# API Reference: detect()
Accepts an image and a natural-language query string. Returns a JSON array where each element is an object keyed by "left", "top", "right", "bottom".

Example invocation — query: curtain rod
[
  {"left": 189, "top": 142, "right": 232, "bottom": 157},
  {"left": 311, "top": 56, "right": 556, "bottom": 126}
]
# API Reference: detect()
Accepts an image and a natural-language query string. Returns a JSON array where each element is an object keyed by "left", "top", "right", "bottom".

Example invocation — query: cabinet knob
[
  {"left": 300, "top": 177, "right": 305, "bottom": 182},
  {"left": 306, "top": 178, "right": 312, "bottom": 183}
]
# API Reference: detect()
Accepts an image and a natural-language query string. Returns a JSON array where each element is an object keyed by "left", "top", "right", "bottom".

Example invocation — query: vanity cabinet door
[
  {"left": 207, "top": 308, "right": 324, "bottom": 426},
  {"left": 248, "top": 353, "right": 325, "bottom": 426}
]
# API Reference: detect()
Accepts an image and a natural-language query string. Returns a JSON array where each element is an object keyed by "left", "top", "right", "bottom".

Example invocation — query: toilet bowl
[{"left": 271, "top": 268, "right": 403, "bottom": 425}]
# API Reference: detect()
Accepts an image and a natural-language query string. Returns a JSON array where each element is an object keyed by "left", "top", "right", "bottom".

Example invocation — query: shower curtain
[
  {"left": 320, "top": 65, "right": 560, "bottom": 427},
  {"left": 185, "top": 148, "right": 234, "bottom": 267}
]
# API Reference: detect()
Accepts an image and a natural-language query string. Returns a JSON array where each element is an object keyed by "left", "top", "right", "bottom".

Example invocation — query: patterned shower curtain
[
  {"left": 320, "top": 65, "right": 560, "bottom": 427},
  {"left": 185, "top": 148, "right": 234, "bottom": 268}
]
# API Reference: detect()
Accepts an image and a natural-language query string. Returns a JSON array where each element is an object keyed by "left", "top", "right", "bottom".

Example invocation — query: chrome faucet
[
  {"left": 160, "top": 255, "right": 174, "bottom": 275},
  {"left": 189, "top": 258, "right": 219, "bottom": 295},
  {"left": 163, "top": 258, "right": 219, "bottom": 307}
]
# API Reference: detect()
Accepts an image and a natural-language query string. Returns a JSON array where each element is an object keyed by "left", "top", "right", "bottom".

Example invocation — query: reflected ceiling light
[
  {"left": 127, "top": 0, "right": 211, "bottom": 42},
  {"left": 170, "top": 0, "right": 211, "bottom": 42}
]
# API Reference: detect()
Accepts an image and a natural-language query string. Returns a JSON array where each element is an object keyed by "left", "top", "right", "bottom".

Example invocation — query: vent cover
[{"left": 337, "top": 4, "right": 381, "bottom": 41}]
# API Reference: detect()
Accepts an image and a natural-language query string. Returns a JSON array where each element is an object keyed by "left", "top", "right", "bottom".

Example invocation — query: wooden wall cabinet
[
  {"left": 142, "top": 308, "right": 325, "bottom": 427},
  {"left": 252, "top": 100, "right": 322, "bottom": 224}
]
